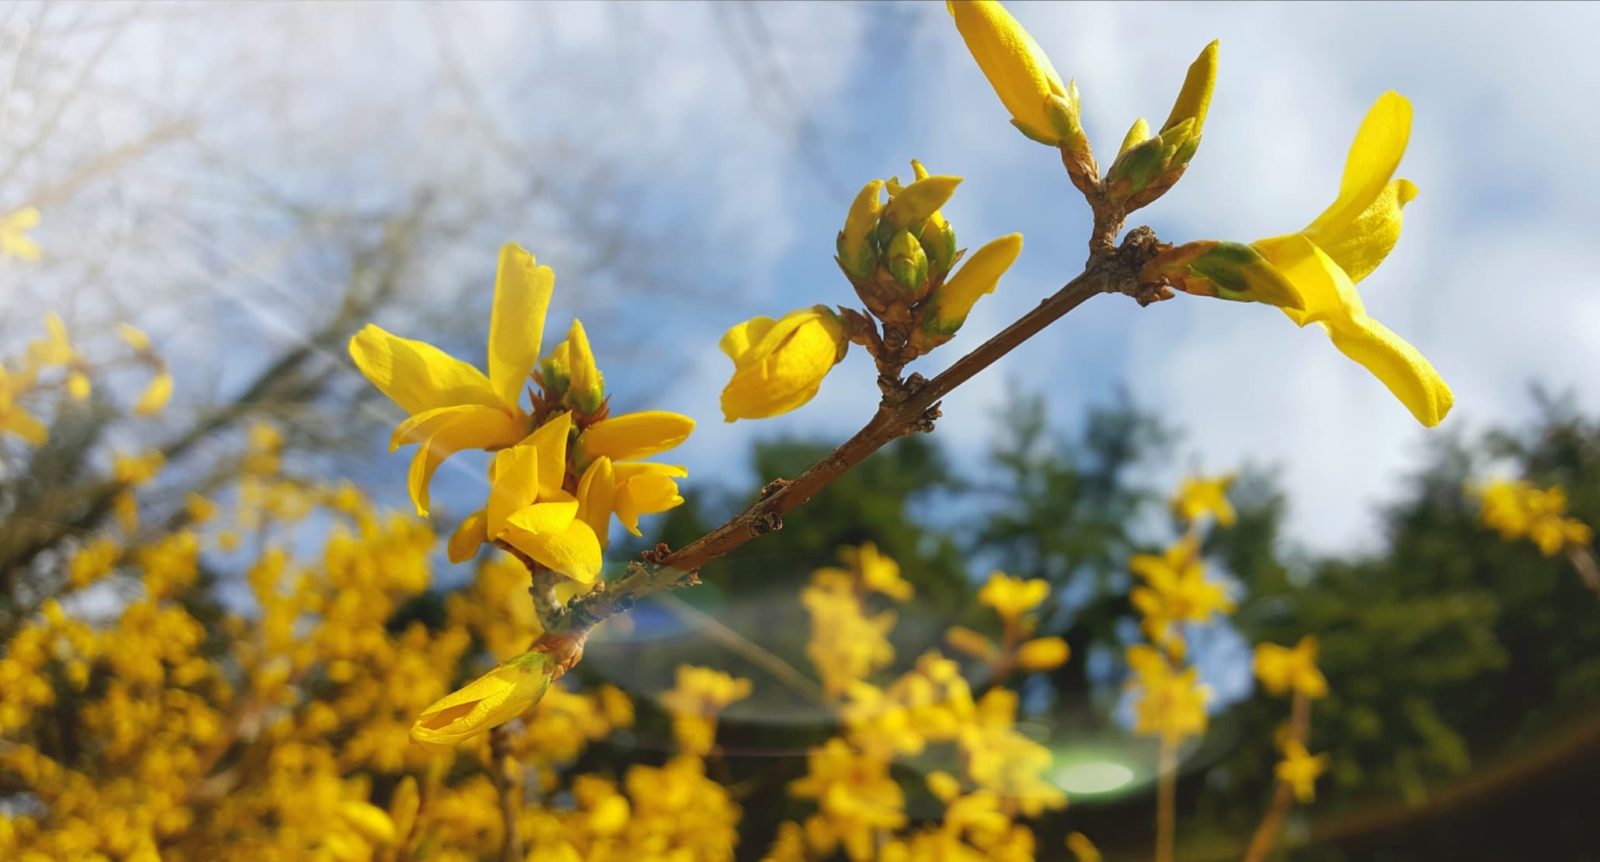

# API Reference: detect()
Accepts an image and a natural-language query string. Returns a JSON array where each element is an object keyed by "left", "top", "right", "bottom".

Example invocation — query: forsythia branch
[{"left": 546, "top": 223, "right": 1165, "bottom": 643}]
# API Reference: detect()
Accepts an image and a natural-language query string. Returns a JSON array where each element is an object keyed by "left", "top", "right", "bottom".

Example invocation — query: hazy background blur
[{"left": 5, "top": 2, "right": 1599, "bottom": 859}]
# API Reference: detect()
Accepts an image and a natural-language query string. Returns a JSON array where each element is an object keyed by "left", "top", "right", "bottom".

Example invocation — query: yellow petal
[
  {"left": 1161, "top": 40, "right": 1218, "bottom": 136},
  {"left": 924, "top": 233, "right": 1023, "bottom": 336},
  {"left": 947, "top": 0, "right": 1068, "bottom": 142},
  {"left": 503, "top": 504, "right": 602, "bottom": 583},
  {"left": 1254, "top": 233, "right": 1363, "bottom": 327},
  {"left": 578, "top": 411, "right": 695, "bottom": 464},
  {"left": 447, "top": 509, "right": 488, "bottom": 563},
  {"left": 614, "top": 471, "right": 685, "bottom": 537},
  {"left": 1326, "top": 312, "right": 1453, "bottom": 427},
  {"left": 390, "top": 403, "right": 521, "bottom": 452},
  {"left": 1305, "top": 178, "right": 1418, "bottom": 285},
  {"left": 1118, "top": 117, "right": 1152, "bottom": 158},
  {"left": 1306, "top": 91, "right": 1412, "bottom": 241},
  {"left": 719, "top": 315, "right": 778, "bottom": 364},
  {"left": 117, "top": 322, "right": 152, "bottom": 351},
  {"left": 487, "top": 443, "right": 539, "bottom": 538},
  {"left": 487, "top": 243, "right": 555, "bottom": 410},
  {"left": 349, "top": 324, "right": 501, "bottom": 416},
  {"left": 576, "top": 456, "right": 617, "bottom": 548},
  {"left": 1016, "top": 637, "right": 1071, "bottom": 671},
  {"left": 407, "top": 412, "right": 526, "bottom": 518},
  {"left": 133, "top": 369, "right": 173, "bottom": 416},
  {"left": 525, "top": 411, "right": 573, "bottom": 498}
]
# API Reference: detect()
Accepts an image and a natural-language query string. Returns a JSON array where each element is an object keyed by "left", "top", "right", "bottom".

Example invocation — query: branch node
[
  {"left": 750, "top": 512, "right": 783, "bottom": 535},
  {"left": 758, "top": 478, "right": 789, "bottom": 499}
]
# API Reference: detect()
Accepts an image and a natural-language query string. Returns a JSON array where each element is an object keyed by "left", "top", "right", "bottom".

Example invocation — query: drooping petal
[
  {"left": 349, "top": 324, "right": 501, "bottom": 416},
  {"left": 1305, "top": 91, "right": 1412, "bottom": 241},
  {"left": 487, "top": 243, "right": 555, "bottom": 410},
  {"left": 447, "top": 510, "right": 488, "bottom": 563},
  {"left": 486, "top": 443, "right": 539, "bottom": 538},
  {"left": 407, "top": 412, "right": 526, "bottom": 518},
  {"left": 578, "top": 411, "right": 695, "bottom": 464},
  {"left": 1326, "top": 313, "right": 1453, "bottom": 427},
  {"left": 1305, "top": 178, "right": 1418, "bottom": 285},
  {"left": 576, "top": 456, "right": 617, "bottom": 548}
]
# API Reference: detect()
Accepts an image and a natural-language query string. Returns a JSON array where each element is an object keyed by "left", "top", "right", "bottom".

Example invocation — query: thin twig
[
  {"left": 489, "top": 725, "right": 522, "bottom": 862},
  {"left": 1241, "top": 691, "right": 1312, "bottom": 862},
  {"left": 1157, "top": 735, "right": 1178, "bottom": 862}
]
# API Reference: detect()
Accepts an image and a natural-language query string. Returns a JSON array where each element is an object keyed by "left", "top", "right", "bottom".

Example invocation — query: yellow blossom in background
[
  {"left": 1255, "top": 636, "right": 1329, "bottom": 700},
  {"left": 789, "top": 738, "right": 908, "bottom": 862},
  {"left": 803, "top": 545, "right": 909, "bottom": 696},
  {"left": 1477, "top": 478, "right": 1594, "bottom": 556},
  {"left": 29, "top": 313, "right": 90, "bottom": 400},
  {"left": 117, "top": 323, "right": 174, "bottom": 416},
  {"left": 1276, "top": 740, "right": 1329, "bottom": 803},
  {"left": 978, "top": 571, "right": 1050, "bottom": 620},
  {"left": 658, "top": 665, "right": 753, "bottom": 756},
  {"left": 719, "top": 304, "right": 848, "bottom": 421},
  {"left": 1, "top": 206, "right": 42, "bottom": 261},
  {"left": 0, "top": 363, "right": 47, "bottom": 445},
  {"left": 1126, "top": 644, "right": 1210, "bottom": 742},
  {"left": 1171, "top": 472, "right": 1236, "bottom": 527},
  {"left": 1129, "top": 537, "right": 1233, "bottom": 642},
  {"left": 1067, "top": 831, "right": 1102, "bottom": 862}
]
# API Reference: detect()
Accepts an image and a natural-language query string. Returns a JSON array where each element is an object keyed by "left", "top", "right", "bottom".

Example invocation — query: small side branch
[
  {"left": 489, "top": 725, "right": 522, "bottom": 862},
  {"left": 1241, "top": 691, "right": 1313, "bottom": 862}
]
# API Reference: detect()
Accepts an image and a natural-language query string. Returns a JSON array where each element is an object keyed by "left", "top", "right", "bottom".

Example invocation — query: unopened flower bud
[
  {"left": 886, "top": 229, "right": 929, "bottom": 295},
  {"left": 878, "top": 175, "right": 962, "bottom": 242}
]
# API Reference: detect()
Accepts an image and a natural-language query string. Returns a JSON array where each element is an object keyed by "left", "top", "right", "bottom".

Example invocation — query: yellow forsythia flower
[
  {"left": 1275, "top": 739, "right": 1329, "bottom": 803},
  {"left": 410, "top": 651, "right": 554, "bottom": 747},
  {"left": 977, "top": 571, "right": 1049, "bottom": 620},
  {"left": 350, "top": 244, "right": 554, "bottom": 516},
  {"left": 946, "top": 1, "right": 1074, "bottom": 146},
  {"left": 1, "top": 206, "right": 42, "bottom": 261},
  {"left": 1254, "top": 635, "right": 1329, "bottom": 700},
  {"left": 0, "top": 364, "right": 47, "bottom": 445},
  {"left": 1126, "top": 644, "right": 1210, "bottom": 741},
  {"left": 1170, "top": 473, "right": 1236, "bottom": 527},
  {"left": 719, "top": 305, "right": 848, "bottom": 421},
  {"left": 1251, "top": 92, "right": 1452, "bottom": 427},
  {"left": 658, "top": 665, "right": 753, "bottom": 756},
  {"left": 1477, "top": 478, "right": 1593, "bottom": 556}
]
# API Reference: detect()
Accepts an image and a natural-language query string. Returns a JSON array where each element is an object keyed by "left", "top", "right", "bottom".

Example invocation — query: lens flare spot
[{"left": 1056, "top": 760, "right": 1134, "bottom": 794}]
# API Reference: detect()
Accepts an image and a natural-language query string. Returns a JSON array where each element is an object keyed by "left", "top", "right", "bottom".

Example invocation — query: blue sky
[{"left": 27, "top": 1, "right": 1600, "bottom": 559}]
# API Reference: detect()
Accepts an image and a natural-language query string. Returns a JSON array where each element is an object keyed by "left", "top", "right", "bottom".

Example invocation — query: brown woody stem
[{"left": 1241, "top": 691, "right": 1313, "bottom": 862}]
